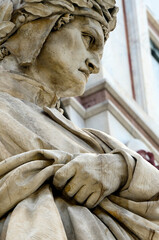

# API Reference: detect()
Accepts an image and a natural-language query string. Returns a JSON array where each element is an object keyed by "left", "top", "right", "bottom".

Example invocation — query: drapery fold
[{"left": 0, "top": 84, "right": 159, "bottom": 239}]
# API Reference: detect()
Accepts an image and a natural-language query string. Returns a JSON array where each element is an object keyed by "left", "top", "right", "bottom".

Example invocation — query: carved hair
[
  {"left": 0, "top": 0, "right": 118, "bottom": 65},
  {"left": 53, "top": 14, "right": 74, "bottom": 31}
]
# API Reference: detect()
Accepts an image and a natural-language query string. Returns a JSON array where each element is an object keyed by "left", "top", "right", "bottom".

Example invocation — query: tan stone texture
[{"left": 0, "top": 1, "right": 159, "bottom": 239}]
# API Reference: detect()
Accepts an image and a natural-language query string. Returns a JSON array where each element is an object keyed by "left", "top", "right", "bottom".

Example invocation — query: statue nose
[{"left": 86, "top": 58, "right": 100, "bottom": 74}]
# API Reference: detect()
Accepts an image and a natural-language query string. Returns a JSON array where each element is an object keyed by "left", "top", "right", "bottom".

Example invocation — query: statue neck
[{"left": 0, "top": 65, "right": 58, "bottom": 108}]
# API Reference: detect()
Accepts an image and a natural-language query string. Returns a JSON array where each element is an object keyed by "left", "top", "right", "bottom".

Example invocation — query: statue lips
[{"left": 78, "top": 69, "right": 90, "bottom": 82}]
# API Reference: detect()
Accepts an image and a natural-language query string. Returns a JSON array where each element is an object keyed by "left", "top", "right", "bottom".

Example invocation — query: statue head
[{"left": 0, "top": 0, "right": 118, "bottom": 98}]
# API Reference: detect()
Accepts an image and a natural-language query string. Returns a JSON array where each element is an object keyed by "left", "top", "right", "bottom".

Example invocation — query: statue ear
[{"left": 4, "top": 15, "right": 60, "bottom": 66}]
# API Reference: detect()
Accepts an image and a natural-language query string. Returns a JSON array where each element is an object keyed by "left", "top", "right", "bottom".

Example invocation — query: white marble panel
[
  {"left": 125, "top": 0, "right": 156, "bottom": 114},
  {"left": 107, "top": 112, "right": 133, "bottom": 145},
  {"left": 85, "top": 111, "right": 109, "bottom": 133},
  {"left": 65, "top": 106, "right": 85, "bottom": 128},
  {"left": 85, "top": 110, "right": 134, "bottom": 145},
  {"left": 102, "top": 0, "right": 132, "bottom": 97}
]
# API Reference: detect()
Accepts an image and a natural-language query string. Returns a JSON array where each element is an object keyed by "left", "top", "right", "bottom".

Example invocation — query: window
[
  {"left": 149, "top": 39, "right": 159, "bottom": 122},
  {"left": 150, "top": 39, "right": 159, "bottom": 63}
]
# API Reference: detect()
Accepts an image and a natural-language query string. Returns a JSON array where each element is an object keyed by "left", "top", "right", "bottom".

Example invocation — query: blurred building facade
[{"left": 62, "top": 0, "right": 159, "bottom": 162}]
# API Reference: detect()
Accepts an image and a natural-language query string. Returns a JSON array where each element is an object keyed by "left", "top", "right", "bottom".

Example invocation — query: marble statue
[{"left": 0, "top": 0, "right": 159, "bottom": 239}]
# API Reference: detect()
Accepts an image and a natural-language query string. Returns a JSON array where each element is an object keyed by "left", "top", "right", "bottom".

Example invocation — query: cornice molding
[{"left": 84, "top": 78, "right": 159, "bottom": 144}]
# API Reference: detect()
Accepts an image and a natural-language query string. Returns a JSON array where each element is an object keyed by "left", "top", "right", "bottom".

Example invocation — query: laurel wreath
[{"left": 0, "top": 0, "right": 118, "bottom": 45}]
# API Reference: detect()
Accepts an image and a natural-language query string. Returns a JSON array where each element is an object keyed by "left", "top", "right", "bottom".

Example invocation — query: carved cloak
[{"left": 0, "top": 70, "right": 159, "bottom": 240}]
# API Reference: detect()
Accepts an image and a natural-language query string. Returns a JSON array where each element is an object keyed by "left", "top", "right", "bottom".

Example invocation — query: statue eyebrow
[{"left": 82, "top": 25, "right": 104, "bottom": 46}]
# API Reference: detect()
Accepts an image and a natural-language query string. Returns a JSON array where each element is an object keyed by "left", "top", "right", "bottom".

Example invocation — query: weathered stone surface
[{"left": 0, "top": 1, "right": 159, "bottom": 239}]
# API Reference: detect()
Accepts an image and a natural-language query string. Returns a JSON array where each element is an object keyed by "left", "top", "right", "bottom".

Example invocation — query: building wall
[{"left": 102, "top": 0, "right": 133, "bottom": 98}]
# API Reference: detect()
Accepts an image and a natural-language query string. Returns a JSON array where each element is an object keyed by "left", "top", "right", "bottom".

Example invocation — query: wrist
[{"left": 114, "top": 153, "right": 128, "bottom": 188}]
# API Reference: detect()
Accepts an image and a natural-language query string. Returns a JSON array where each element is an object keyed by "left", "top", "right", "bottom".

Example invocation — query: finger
[
  {"left": 52, "top": 164, "right": 64, "bottom": 175},
  {"left": 63, "top": 177, "right": 83, "bottom": 198},
  {"left": 53, "top": 163, "right": 76, "bottom": 189},
  {"left": 85, "top": 191, "right": 101, "bottom": 209},
  {"left": 74, "top": 185, "right": 90, "bottom": 204}
]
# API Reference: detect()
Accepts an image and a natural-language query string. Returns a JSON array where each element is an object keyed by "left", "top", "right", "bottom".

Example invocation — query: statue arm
[
  {"left": 53, "top": 143, "right": 159, "bottom": 208},
  {"left": 84, "top": 128, "right": 159, "bottom": 202}
]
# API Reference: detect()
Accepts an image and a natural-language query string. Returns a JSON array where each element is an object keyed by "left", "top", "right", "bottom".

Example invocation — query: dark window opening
[{"left": 150, "top": 39, "right": 159, "bottom": 63}]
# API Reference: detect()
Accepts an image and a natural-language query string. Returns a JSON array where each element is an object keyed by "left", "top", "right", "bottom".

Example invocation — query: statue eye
[{"left": 82, "top": 33, "right": 95, "bottom": 48}]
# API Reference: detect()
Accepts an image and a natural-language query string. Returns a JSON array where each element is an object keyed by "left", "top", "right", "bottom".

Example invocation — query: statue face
[{"left": 34, "top": 16, "right": 104, "bottom": 97}]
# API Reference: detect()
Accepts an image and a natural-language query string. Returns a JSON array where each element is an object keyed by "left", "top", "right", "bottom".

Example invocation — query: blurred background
[{"left": 62, "top": 0, "right": 159, "bottom": 164}]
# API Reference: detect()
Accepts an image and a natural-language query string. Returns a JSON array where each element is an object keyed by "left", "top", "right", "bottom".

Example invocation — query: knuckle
[
  {"left": 64, "top": 185, "right": 73, "bottom": 197},
  {"left": 64, "top": 182, "right": 78, "bottom": 197},
  {"left": 55, "top": 170, "right": 66, "bottom": 180},
  {"left": 53, "top": 171, "right": 66, "bottom": 188},
  {"left": 86, "top": 202, "right": 94, "bottom": 209},
  {"left": 74, "top": 195, "right": 83, "bottom": 203}
]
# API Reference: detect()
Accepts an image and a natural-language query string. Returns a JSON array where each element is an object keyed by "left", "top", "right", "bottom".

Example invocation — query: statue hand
[{"left": 53, "top": 153, "right": 127, "bottom": 208}]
